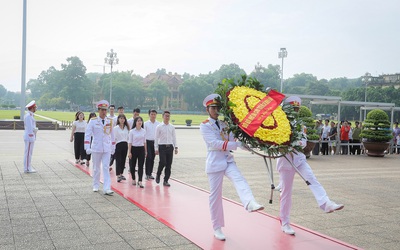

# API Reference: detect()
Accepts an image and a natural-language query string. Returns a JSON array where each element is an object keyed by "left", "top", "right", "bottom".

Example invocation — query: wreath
[{"left": 215, "top": 75, "right": 304, "bottom": 157}]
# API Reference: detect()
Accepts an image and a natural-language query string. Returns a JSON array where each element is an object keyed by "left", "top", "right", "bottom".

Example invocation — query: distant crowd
[{"left": 311, "top": 119, "right": 400, "bottom": 155}]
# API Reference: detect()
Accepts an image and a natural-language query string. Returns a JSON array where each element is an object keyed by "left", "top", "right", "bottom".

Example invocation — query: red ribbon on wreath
[{"left": 238, "top": 89, "right": 285, "bottom": 137}]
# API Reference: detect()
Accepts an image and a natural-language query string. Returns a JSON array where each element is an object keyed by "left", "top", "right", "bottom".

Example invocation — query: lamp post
[
  {"left": 278, "top": 48, "right": 288, "bottom": 93},
  {"left": 104, "top": 49, "right": 119, "bottom": 104},
  {"left": 20, "top": 0, "right": 27, "bottom": 120},
  {"left": 362, "top": 72, "right": 372, "bottom": 119}
]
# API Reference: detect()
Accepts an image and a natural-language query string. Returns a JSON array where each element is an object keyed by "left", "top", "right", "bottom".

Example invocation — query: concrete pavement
[{"left": 1, "top": 129, "right": 400, "bottom": 249}]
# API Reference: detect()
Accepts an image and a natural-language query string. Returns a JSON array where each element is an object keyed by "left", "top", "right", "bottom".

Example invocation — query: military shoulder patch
[{"left": 202, "top": 119, "right": 209, "bottom": 124}]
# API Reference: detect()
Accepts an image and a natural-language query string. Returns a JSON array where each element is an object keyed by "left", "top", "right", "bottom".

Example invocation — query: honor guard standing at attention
[
  {"left": 85, "top": 100, "right": 116, "bottom": 195},
  {"left": 199, "top": 94, "right": 264, "bottom": 241},
  {"left": 23, "top": 100, "right": 38, "bottom": 173},
  {"left": 277, "top": 96, "right": 344, "bottom": 235}
]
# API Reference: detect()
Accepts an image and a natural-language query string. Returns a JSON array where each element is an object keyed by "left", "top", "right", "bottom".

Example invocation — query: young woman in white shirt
[
  {"left": 128, "top": 116, "right": 147, "bottom": 188},
  {"left": 114, "top": 114, "right": 129, "bottom": 182},
  {"left": 70, "top": 111, "right": 87, "bottom": 164}
]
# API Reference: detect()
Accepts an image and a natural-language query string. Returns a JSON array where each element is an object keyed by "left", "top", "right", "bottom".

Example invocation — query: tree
[
  {"left": 180, "top": 78, "right": 213, "bottom": 111},
  {"left": 0, "top": 84, "right": 6, "bottom": 98},
  {"left": 60, "top": 56, "right": 91, "bottom": 108},
  {"left": 284, "top": 73, "right": 318, "bottom": 93},
  {"left": 149, "top": 80, "right": 169, "bottom": 109},
  {"left": 249, "top": 63, "right": 280, "bottom": 90},
  {"left": 156, "top": 68, "right": 167, "bottom": 75},
  {"left": 213, "top": 64, "right": 246, "bottom": 87}
]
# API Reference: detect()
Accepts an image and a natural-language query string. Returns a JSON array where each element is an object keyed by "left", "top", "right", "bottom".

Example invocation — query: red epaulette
[{"left": 202, "top": 119, "right": 209, "bottom": 124}]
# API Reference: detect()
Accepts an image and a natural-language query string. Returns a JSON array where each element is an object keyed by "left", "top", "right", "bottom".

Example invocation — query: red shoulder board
[{"left": 202, "top": 119, "right": 209, "bottom": 124}]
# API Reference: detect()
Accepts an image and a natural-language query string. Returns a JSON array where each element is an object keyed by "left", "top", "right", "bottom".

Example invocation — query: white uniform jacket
[
  {"left": 276, "top": 131, "right": 307, "bottom": 168},
  {"left": 199, "top": 118, "right": 239, "bottom": 174},
  {"left": 23, "top": 111, "right": 36, "bottom": 142},
  {"left": 84, "top": 117, "right": 115, "bottom": 153}
]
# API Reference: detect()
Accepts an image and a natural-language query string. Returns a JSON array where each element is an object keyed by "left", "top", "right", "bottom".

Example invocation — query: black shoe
[
  {"left": 145, "top": 175, "right": 150, "bottom": 180},
  {"left": 149, "top": 175, "right": 155, "bottom": 180},
  {"left": 156, "top": 175, "right": 160, "bottom": 184},
  {"left": 121, "top": 175, "right": 126, "bottom": 180},
  {"left": 117, "top": 176, "right": 122, "bottom": 183},
  {"left": 163, "top": 182, "right": 170, "bottom": 187}
]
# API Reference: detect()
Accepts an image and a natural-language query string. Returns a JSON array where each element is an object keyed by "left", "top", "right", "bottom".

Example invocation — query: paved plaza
[{"left": 1, "top": 128, "right": 400, "bottom": 249}]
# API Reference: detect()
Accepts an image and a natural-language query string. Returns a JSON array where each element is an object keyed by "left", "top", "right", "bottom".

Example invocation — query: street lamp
[
  {"left": 104, "top": 49, "right": 119, "bottom": 104},
  {"left": 362, "top": 72, "right": 372, "bottom": 119},
  {"left": 278, "top": 48, "right": 288, "bottom": 93},
  {"left": 20, "top": 0, "right": 27, "bottom": 120}
]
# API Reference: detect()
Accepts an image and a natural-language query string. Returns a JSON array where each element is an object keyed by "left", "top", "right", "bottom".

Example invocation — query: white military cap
[
  {"left": 97, "top": 100, "right": 110, "bottom": 109},
  {"left": 25, "top": 100, "right": 36, "bottom": 109},
  {"left": 284, "top": 96, "right": 301, "bottom": 107},
  {"left": 203, "top": 94, "right": 221, "bottom": 107}
]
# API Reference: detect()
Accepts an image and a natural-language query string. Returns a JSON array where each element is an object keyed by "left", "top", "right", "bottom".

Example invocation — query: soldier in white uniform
[
  {"left": 85, "top": 100, "right": 116, "bottom": 195},
  {"left": 199, "top": 94, "right": 264, "bottom": 241},
  {"left": 276, "top": 96, "right": 344, "bottom": 235},
  {"left": 23, "top": 100, "right": 38, "bottom": 173}
]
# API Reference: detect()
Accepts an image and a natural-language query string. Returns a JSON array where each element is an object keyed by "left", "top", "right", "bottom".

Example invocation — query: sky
[{"left": 1, "top": 0, "right": 399, "bottom": 92}]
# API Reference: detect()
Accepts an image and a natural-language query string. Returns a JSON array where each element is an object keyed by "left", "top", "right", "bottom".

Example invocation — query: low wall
[{"left": 0, "top": 120, "right": 66, "bottom": 130}]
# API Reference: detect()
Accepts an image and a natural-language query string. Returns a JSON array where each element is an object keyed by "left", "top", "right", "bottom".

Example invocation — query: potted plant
[
  {"left": 299, "top": 106, "right": 320, "bottom": 158},
  {"left": 360, "top": 109, "right": 393, "bottom": 157},
  {"left": 185, "top": 119, "right": 192, "bottom": 126}
]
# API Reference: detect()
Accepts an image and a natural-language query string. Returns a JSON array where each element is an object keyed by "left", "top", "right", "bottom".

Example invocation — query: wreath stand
[{"left": 244, "top": 145, "right": 311, "bottom": 204}]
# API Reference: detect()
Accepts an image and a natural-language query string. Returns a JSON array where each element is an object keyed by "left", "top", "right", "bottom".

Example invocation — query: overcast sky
[{"left": 1, "top": 0, "right": 399, "bottom": 92}]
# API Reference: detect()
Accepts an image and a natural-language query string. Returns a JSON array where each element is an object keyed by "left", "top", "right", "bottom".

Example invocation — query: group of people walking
[
  {"left": 71, "top": 101, "right": 177, "bottom": 195},
  {"left": 23, "top": 96, "right": 344, "bottom": 242}
]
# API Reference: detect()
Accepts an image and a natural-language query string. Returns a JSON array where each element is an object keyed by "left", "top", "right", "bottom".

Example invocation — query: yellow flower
[{"left": 228, "top": 86, "right": 291, "bottom": 144}]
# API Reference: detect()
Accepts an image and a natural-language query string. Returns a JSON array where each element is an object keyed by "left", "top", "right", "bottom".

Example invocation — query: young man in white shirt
[
  {"left": 127, "top": 108, "right": 140, "bottom": 130},
  {"left": 144, "top": 109, "right": 160, "bottom": 180},
  {"left": 155, "top": 111, "right": 177, "bottom": 186},
  {"left": 321, "top": 119, "right": 331, "bottom": 155}
]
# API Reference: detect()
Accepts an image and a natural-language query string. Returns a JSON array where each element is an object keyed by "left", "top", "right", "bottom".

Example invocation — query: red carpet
[{"left": 71, "top": 160, "right": 360, "bottom": 250}]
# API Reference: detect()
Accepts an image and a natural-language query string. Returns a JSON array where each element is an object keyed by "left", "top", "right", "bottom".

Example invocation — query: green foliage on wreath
[
  {"left": 360, "top": 109, "right": 393, "bottom": 142},
  {"left": 214, "top": 75, "right": 304, "bottom": 157}
]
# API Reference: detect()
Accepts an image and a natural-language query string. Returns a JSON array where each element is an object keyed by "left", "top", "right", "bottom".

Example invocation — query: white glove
[{"left": 86, "top": 148, "right": 92, "bottom": 155}]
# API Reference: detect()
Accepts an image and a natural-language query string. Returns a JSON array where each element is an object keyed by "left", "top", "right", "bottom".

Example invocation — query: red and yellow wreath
[{"left": 215, "top": 76, "right": 303, "bottom": 157}]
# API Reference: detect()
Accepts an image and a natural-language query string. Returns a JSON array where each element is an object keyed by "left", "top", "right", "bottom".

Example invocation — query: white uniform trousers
[
  {"left": 23, "top": 141, "right": 34, "bottom": 172},
  {"left": 278, "top": 160, "right": 330, "bottom": 225},
  {"left": 91, "top": 152, "right": 112, "bottom": 191},
  {"left": 208, "top": 162, "right": 255, "bottom": 230}
]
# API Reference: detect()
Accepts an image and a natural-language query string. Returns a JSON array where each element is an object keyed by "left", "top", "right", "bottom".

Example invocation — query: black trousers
[
  {"left": 115, "top": 142, "right": 128, "bottom": 176},
  {"left": 341, "top": 140, "right": 349, "bottom": 155},
  {"left": 145, "top": 140, "right": 155, "bottom": 176},
  {"left": 157, "top": 145, "right": 174, "bottom": 182},
  {"left": 74, "top": 132, "right": 86, "bottom": 160},
  {"left": 129, "top": 146, "right": 145, "bottom": 181},
  {"left": 313, "top": 142, "right": 320, "bottom": 155},
  {"left": 351, "top": 139, "right": 361, "bottom": 155},
  {"left": 109, "top": 154, "right": 115, "bottom": 166},
  {"left": 321, "top": 138, "right": 329, "bottom": 155}
]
